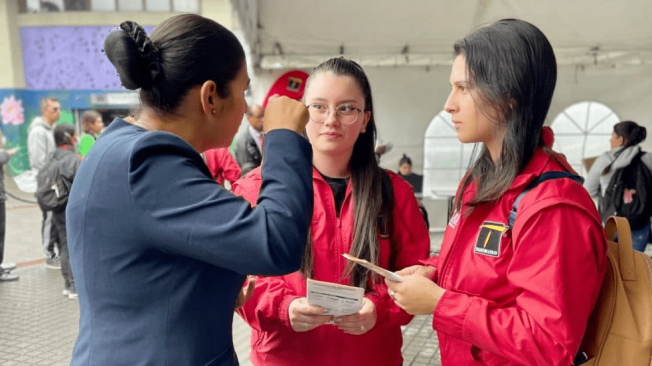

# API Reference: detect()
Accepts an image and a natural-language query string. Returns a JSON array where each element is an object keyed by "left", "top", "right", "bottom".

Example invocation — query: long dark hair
[
  {"left": 602, "top": 121, "right": 647, "bottom": 175},
  {"left": 104, "top": 14, "right": 245, "bottom": 115},
  {"left": 301, "top": 57, "right": 391, "bottom": 291},
  {"left": 453, "top": 19, "right": 558, "bottom": 212}
]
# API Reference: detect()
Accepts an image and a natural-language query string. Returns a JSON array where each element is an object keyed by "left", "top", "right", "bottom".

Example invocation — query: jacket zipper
[{"left": 437, "top": 213, "right": 466, "bottom": 289}]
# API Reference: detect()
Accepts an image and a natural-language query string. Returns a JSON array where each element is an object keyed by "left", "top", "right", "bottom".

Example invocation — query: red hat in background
[{"left": 262, "top": 70, "right": 309, "bottom": 109}]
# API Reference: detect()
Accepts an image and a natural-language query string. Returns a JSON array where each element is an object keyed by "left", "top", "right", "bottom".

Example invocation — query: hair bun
[
  {"left": 103, "top": 21, "right": 162, "bottom": 90},
  {"left": 638, "top": 125, "right": 647, "bottom": 142}
]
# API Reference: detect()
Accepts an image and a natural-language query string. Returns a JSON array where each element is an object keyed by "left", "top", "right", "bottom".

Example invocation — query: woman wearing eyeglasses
[{"left": 232, "top": 57, "right": 430, "bottom": 366}]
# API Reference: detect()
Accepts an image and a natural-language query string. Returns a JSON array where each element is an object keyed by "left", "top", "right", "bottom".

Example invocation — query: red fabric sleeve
[
  {"left": 420, "top": 255, "right": 439, "bottom": 282},
  {"left": 219, "top": 149, "right": 242, "bottom": 185},
  {"left": 203, "top": 149, "right": 220, "bottom": 180},
  {"left": 370, "top": 174, "right": 431, "bottom": 327},
  {"left": 237, "top": 275, "right": 300, "bottom": 331},
  {"left": 231, "top": 168, "right": 262, "bottom": 205},
  {"left": 232, "top": 169, "right": 299, "bottom": 331},
  {"left": 433, "top": 203, "right": 607, "bottom": 365}
]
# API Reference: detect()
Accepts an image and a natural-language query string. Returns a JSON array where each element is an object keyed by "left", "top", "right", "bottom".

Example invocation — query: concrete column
[{"left": 0, "top": 0, "right": 25, "bottom": 88}]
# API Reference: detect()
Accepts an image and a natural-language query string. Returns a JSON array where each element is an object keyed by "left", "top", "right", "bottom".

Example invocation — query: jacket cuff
[
  {"left": 419, "top": 256, "right": 438, "bottom": 282},
  {"left": 420, "top": 255, "right": 438, "bottom": 268},
  {"left": 278, "top": 295, "right": 301, "bottom": 329},
  {"left": 432, "top": 290, "right": 474, "bottom": 342}
]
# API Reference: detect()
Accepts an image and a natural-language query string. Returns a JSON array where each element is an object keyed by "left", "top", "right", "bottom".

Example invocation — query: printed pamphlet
[
  {"left": 342, "top": 253, "right": 403, "bottom": 282},
  {"left": 306, "top": 279, "right": 364, "bottom": 317}
]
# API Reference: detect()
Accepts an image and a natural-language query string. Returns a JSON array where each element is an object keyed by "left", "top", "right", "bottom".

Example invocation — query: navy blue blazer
[{"left": 67, "top": 118, "right": 313, "bottom": 366}]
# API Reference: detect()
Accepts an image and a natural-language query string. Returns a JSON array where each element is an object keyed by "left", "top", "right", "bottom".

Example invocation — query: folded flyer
[
  {"left": 342, "top": 253, "right": 403, "bottom": 282},
  {"left": 306, "top": 279, "right": 364, "bottom": 317}
]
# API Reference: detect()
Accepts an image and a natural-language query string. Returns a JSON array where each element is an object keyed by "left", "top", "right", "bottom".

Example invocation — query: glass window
[
  {"left": 173, "top": 0, "right": 199, "bottom": 13},
  {"left": 550, "top": 101, "right": 620, "bottom": 175},
  {"left": 146, "top": 0, "right": 170, "bottom": 12},
  {"left": 24, "top": 0, "right": 41, "bottom": 12},
  {"left": 118, "top": 0, "right": 143, "bottom": 11},
  {"left": 91, "top": 0, "right": 115, "bottom": 11},
  {"left": 423, "top": 110, "right": 476, "bottom": 199},
  {"left": 64, "top": 0, "right": 91, "bottom": 11},
  {"left": 40, "top": 0, "right": 64, "bottom": 12}
]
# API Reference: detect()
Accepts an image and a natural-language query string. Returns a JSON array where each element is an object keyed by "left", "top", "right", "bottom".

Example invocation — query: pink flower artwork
[{"left": 1, "top": 96, "right": 25, "bottom": 126}]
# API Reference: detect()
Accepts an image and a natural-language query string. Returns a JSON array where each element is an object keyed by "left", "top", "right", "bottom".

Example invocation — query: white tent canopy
[
  {"left": 232, "top": 0, "right": 652, "bottom": 69},
  {"left": 231, "top": 0, "right": 652, "bottom": 205}
]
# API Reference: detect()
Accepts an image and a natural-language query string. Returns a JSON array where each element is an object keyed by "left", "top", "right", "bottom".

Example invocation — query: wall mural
[
  {"left": 0, "top": 89, "right": 137, "bottom": 192},
  {"left": 1, "top": 96, "right": 25, "bottom": 127},
  {"left": 20, "top": 26, "right": 155, "bottom": 90},
  {"left": 0, "top": 26, "right": 153, "bottom": 191},
  {"left": 0, "top": 90, "right": 74, "bottom": 181}
]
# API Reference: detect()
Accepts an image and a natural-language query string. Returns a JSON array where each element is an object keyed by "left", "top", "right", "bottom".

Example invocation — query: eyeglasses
[{"left": 307, "top": 104, "right": 363, "bottom": 125}]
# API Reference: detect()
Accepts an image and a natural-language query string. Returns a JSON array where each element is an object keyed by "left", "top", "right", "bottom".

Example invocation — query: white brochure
[
  {"left": 342, "top": 253, "right": 403, "bottom": 282},
  {"left": 306, "top": 279, "right": 364, "bottom": 317}
]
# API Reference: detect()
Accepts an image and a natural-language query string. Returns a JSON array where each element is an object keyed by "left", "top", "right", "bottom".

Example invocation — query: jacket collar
[{"left": 462, "top": 127, "right": 575, "bottom": 201}]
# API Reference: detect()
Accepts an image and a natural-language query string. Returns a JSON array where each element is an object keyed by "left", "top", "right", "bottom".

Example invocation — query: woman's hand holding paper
[
  {"left": 385, "top": 266, "right": 444, "bottom": 315},
  {"left": 289, "top": 298, "right": 332, "bottom": 332},
  {"left": 334, "top": 297, "right": 377, "bottom": 335}
]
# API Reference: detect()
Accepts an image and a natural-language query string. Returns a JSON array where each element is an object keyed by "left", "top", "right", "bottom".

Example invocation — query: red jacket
[
  {"left": 203, "top": 147, "right": 241, "bottom": 186},
  {"left": 425, "top": 129, "right": 608, "bottom": 365},
  {"left": 233, "top": 168, "right": 430, "bottom": 366}
]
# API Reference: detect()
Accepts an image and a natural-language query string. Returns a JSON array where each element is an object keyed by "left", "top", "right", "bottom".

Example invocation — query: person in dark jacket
[
  {"left": 584, "top": 121, "right": 652, "bottom": 252},
  {"left": 66, "top": 15, "right": 312, "bottom": 366},
  {"left": 234, "top": 104, "right": 264, "bottom": 175},
  {"left": 0, "top": 133, "right": 19, "bottom": 281},
  {"left": 50, "top": 124, "right": 82, "bottom": 298},
  {"left": 397, "top": 154, "right": 423, "bottom": 194}
]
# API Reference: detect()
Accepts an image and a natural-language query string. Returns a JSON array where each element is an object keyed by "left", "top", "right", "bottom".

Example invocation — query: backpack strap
[{"left": 508, "top": 171, "right": 584, "bottom": 229}]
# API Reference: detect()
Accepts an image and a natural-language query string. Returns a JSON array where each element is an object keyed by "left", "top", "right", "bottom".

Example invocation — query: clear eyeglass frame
[{"left": 306, "top": 104, "right": 363, "bottom": 125}]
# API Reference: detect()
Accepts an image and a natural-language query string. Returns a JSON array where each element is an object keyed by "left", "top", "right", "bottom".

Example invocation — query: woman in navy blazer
[{"left": 66, "top": 15, "right": 313, "bottom": 366}]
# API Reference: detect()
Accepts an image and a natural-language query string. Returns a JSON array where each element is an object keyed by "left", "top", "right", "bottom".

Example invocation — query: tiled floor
[{"left": 0, "top": 265, "right": 442, "bottom": 366}]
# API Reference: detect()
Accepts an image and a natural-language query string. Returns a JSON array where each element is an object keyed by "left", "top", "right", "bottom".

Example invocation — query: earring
[{"left": 211, "top": 109, "right": 216, "bottom": 115}]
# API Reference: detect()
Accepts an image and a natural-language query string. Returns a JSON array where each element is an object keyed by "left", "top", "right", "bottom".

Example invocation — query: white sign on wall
[{"left": 90, "top": 93, "right": 140, "bottom": 106}]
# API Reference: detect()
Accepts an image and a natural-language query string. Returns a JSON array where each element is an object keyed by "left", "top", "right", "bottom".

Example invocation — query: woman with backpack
[
  {"left": 585, "top": 120, "right": 652, "bottom": 252},
  {"left": 50, "top": 124, "right": 82, "bottom": 299},
  {"left": 384, "top": 19, "right": 608, "bottom": 365},
  {"left": 232, "top": 57, "right": 430, "bottom": 366}
]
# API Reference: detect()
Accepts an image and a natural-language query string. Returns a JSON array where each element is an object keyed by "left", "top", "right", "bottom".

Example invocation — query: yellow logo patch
[
  {"left": 474, "top": 222, "right": 508, "bottom": 257},
  {"left": 287, "top": 77, "right": 303, "bottom": 92}
]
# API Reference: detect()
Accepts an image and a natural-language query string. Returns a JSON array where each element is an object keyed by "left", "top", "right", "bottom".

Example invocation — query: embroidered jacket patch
[{"left": 474, "top": 222, "right": 508, "bottom": 257}]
